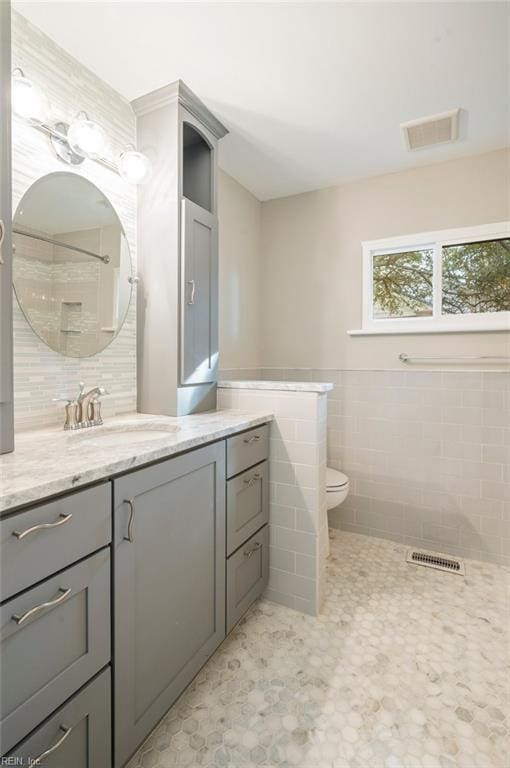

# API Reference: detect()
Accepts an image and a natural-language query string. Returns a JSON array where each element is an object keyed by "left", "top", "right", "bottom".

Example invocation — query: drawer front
[
  {"left": 0, "top": 549, "right": 110, "bottom": 754},
  {"left": 226, "top": 525, "right": 269, "bottom": 633},
  {"left": 226, "top": 424, "right": 269, "bottom": 479},
  {"left": 7, "top": 668, "right": 111, "bottom": 768},
  {"left": 227, "top": 460, "right": 269, "bottom": 556},
  {"left": 1, "top": 483, "right": 111, "bottom": 602}
]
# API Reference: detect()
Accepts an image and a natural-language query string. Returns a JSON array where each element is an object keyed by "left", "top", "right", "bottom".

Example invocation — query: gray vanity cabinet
[
  {"left": 1, "top": 549, "right": 111, "bottom": 754},
  {"left": 113, "top": 442, "right": 226, "bottom": 768},
  {"left": 0, "top": 0, "right": 14, "bottom": 454},
  {"left": 6, "top": 668, "right": 111, "bottom": 768},
  {"left": 180, "top": 198, "right": 218, "bottom": 386}
]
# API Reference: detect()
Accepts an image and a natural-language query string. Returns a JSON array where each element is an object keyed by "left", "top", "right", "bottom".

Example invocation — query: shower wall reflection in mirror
[{"left": 13, "top": 172, "right": 133, "bottom": 357}]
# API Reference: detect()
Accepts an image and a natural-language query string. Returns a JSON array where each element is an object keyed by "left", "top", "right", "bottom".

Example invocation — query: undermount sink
[{"left": 68, "top": 422, "right": 180, "bottom": 448}]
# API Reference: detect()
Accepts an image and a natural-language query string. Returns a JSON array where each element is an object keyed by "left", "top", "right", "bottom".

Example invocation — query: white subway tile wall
[
  {"left": 219, "top": 369, "right": 510, "bottom": 567},
  {"left": 12, "top": 13, "right": 137, "bottom": 431},
  {"left": 218, "top": 387, "right": 328, "bottom": 616}
]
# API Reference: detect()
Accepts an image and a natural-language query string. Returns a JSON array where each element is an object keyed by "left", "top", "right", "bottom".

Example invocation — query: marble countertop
[
  {"left": 0, "top": 410, "right": 274, "bottom": 515},
  {"left": 218, "top": 380, "right": 333, "bottom": 393}
]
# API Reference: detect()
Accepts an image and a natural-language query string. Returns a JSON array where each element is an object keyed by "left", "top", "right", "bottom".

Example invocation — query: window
[{"left": 356, "top": 222, "right": 510, "bottom": 334}]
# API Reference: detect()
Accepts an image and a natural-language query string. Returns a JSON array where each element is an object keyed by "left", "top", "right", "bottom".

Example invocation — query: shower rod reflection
[{"left": 13, "top": 228, "right": 110, "bottom": 264}]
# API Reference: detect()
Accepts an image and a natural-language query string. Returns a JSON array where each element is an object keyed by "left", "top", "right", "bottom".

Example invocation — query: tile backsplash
[
  {"left": 12, "top": 12, "right": 137, "bottom": 431},
  {"left": 220, "top": 367, "right": 510, "bottom": 567}
]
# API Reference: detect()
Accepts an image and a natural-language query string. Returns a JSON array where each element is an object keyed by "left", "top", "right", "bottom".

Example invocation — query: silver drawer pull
[
  {"left": 12, "top": 512, "right": 73, "bottom": 540},
  {"left": 244, "top": 542, "right": 262, "bottom": 558},
  {"left": 34, "top": 725, "right": 72, "bottom": 762},
  {"left": 12, "top": 587, "right": 71, "bottom": 625},
  {"left": 243, "top": 435, "right": 261, "bottom": 445},
  {"left": 243, "top": 472, "right": 261, "bottom": 487},
  {"left": 124, "top": 498, "right": 135, "bottom": 543}
]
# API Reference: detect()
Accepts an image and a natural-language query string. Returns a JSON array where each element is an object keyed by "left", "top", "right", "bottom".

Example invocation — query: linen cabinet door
[
  {"left": 180, "top": 198, "right": 218, "bottom": 385},
  {"left": 113, "top": 442, "right": 226, "bottom": 768}
]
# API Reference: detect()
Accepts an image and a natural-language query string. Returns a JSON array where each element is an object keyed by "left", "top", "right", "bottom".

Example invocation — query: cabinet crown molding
[{"left": 131, "top": 79, "right": 228, "bottom": 139}]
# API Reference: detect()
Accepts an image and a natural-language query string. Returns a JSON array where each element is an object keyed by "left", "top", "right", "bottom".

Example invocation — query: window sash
[{"left": 361, "top": 222, "right": 510, "bottom": 333}]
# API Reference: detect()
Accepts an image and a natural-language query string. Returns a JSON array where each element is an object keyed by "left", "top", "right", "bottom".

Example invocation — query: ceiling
[{"left": 14, "top": 1, "right": 510, "bottom": 201}]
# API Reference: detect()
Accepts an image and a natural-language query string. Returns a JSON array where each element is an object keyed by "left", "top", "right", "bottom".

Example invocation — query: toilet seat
[{"left": 326, "top": 468, "right": 348, "bottom": 490}]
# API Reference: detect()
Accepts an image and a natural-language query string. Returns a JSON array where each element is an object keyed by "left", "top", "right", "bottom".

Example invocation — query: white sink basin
[{"left": 69, "top": 422, "right": 180, "bottom": 448}]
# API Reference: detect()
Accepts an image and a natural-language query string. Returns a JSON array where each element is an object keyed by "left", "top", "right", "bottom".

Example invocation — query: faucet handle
[
  {"left": 52, "top": 395, "right": 76, "bottom": 406},
  {"left": 52, "top": 397, "right": 78, "bottom": 430}
]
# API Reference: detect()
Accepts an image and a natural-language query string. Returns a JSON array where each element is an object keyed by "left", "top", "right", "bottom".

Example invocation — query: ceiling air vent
[{"left": 401, "top": 109, "right": 460, "bottom": 151}]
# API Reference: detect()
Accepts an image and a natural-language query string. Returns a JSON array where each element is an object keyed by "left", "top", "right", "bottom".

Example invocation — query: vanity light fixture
[
  {"left": 67, "top": 111, "right": 109, "bottom": 160},
  {"left": 11, "top": 68, "right": 151, "bottom": 184},
  {"left": 118, "top": 145, "right": 152, "bottom": 185},
  {"left": 11, "top": 67, "right": 49, "bottom": 125}
]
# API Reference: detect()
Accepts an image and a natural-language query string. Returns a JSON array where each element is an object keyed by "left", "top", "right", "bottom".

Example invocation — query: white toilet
[{"left": 326, "top": 467, "right": 350, "bottom": 510}]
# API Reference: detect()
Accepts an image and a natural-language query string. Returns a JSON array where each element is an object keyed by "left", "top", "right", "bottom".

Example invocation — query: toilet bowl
[{"left": 326, "top": 467, "right": 349, "bottom": 510}]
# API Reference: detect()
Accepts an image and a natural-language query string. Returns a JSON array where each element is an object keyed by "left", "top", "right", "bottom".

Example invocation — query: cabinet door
[
  {"left": 180, "top": 198, "right": 218, "bottom": 386},
  {"left": 7, "top": 668, "right": 111, "bottom": 768},
  {"left": 0, "top": 0, "right": 14, "bottom": 454},
  {"left": 113, "top": 442, "right": 226, "bottom": 768}
]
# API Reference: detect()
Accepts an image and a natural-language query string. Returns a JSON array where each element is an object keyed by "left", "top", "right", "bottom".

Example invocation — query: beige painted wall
[
  {"left": 218, "top": 169, "right": 262, "bottom": 369},
  {"left": 260, "top": 148, "right": 510, "bottom": 370}
]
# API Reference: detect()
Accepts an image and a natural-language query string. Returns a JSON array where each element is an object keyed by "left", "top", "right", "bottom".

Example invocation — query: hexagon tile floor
[{"left": 128, "top": 530, "right": 510, "bottom": 768}]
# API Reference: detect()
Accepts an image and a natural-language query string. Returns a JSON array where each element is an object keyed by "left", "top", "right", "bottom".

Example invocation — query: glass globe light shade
[
  {"left": 118, "top": 148, "right": 152, "bottom": 185},
  {"left": 67, "top": 113, "right": 108, "bottom": 159},
  {"left": 11, "top": 70, "right": 49, "bottom": 125}
]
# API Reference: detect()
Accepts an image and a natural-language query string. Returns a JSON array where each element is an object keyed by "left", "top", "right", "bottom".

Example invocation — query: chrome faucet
[{"left": 54, "top": 382, "right": 109, "bottom": 430}]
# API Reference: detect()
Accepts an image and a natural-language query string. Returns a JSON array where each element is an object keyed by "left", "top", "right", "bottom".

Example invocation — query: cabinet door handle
[
  {"left": 12, "top": 587, "right": 71, "bottom": 625},
  {"left": 243, "top": 435, "right": 261, "bottom": 445},
  {"left": 12, "top": 513, "right": 73, "bottom": 540},
  {"left": 243, "top": 472, "right": 261, "bottom": 488},
  {"left": 0, "top": 219, "right": 5, "bottom": 265},
  {"left": 243, "top": 542, "right": 262, "bottom": 558},
  {"left": 34, "top": 725, "right": 72, "bottom": 762},
  {"left": 187, "top": 279, "right": 196, "bottom": 305},
  {"left": 124, "top": 498, "right": 135, "bottom": 542}
]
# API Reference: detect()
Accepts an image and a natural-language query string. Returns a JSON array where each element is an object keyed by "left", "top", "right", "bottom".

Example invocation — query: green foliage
[
  {"left": 373, "top": 249, "right": 433, "bottom": 318},
  {"left": 442, "top": 239, "right": 510, "bottom": 314},
  {"left": 373, "top": 239, "right": 510, "bottom": 317}
]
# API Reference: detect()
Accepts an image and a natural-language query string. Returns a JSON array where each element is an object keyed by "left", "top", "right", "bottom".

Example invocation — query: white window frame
[{"left": 350, "top": 221, "right": 510, "bottom": 335}]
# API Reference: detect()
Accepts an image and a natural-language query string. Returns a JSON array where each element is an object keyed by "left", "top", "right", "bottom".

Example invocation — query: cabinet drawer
[
  {"left": 0, "top": 483, "right": 111, "bottom": 602},
  {"left": 227, "top": 460, "right": 269, "bottom": 556},
  {"left": 226, "top": 525, "right": 269, "bottom": 633},
  {"left": 0, "top": 549, "right": 110, "bottom": 754},
  {"left": 7, "top": 668, "right": 111, "bottom": 768},
  {"left": 226, "top": 424, "right": 269, "bottom": 478}
]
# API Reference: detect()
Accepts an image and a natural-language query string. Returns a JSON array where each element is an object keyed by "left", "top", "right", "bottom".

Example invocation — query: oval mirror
[{"left": 12, "top": 172, "right": 133, "bottom": 358}]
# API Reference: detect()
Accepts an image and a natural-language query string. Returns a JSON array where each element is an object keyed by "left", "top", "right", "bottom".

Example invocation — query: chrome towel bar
[{"left": 399, "top": 353, "right": 510, "bottom": 364}]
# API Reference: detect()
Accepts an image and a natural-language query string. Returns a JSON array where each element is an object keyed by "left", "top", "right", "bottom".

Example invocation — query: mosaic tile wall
[
  {"left": 218, "top": 385, "right": 329, "bottom": 615},
  {"left": 12, "top": 12, "right": 137, "bottom": 431},
  {"left": 219, "top": 368, "right": 510, "bottom": 567}
]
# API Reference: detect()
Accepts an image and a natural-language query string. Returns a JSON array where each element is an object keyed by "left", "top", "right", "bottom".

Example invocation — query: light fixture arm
[{"left": 35, "top": 121, "right": 120, "bottom": 175}]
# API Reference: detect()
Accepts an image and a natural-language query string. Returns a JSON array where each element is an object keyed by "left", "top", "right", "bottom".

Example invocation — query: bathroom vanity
[{"left": 0, "top": 411, "right": 272, "bottom": 766}]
